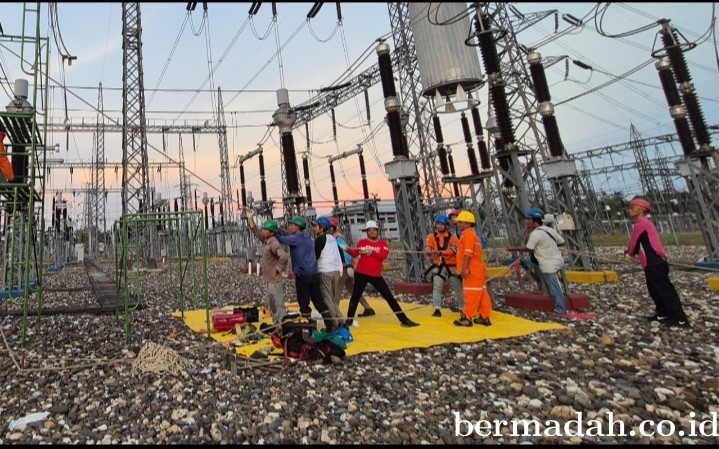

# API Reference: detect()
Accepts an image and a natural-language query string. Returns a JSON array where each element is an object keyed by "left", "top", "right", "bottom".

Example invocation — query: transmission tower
[
  {"left": 215, "top": 87, "right": 232, "bottom": 225},
  {"left": 472, "top": 4, "right": 594, "bottom": 268},
  {"left": 178, "top": 134, "right": 191, "bottom": 211},
  {"left": 387, "top": 2, "right": 445, "bottom": 205},
  {"left": 90, "top": 83, "right": 106, "bottom": 257},
  {"left": 121, "top": 2, "right": 150, "bottom": 216},
  {"left": 630, "top": 124, "right": 663, "bottom": 211}
]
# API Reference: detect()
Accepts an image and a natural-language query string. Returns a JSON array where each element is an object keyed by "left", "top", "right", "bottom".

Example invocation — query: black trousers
[
  {"left": 644, "top": 261, "right": 687, "bottom": 321},
  {"left": 295, "top": 273, "right": 329, "bottom": 317},
  {"left": 347, "top": 272, "right": 408, "bottom": 323}
]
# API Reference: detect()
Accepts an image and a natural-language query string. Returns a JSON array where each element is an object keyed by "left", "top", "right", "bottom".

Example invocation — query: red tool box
[{"left": 211, "top": 309, "right": 247, "bottom": 332}]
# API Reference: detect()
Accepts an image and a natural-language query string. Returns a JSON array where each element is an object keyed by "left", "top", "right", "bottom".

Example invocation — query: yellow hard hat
[{"left": 456, "top": 210, "right": 476, "bottom": 224}]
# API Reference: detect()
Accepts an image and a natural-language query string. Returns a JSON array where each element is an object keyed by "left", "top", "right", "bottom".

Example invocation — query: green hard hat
[
  {"left": 261, "top": 220, "right": 279, "bottom": 233},
  {"left": 290, "top": 216, "right": 307, "bottom": 229}
]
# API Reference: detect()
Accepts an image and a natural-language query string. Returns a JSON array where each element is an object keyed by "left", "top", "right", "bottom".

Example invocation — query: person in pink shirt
[
  {"left": 625, "top": 197, "right": 689, "bottom": 328},
  {"left": 344, "top": 220, "right": 419, "bottom": 328}
]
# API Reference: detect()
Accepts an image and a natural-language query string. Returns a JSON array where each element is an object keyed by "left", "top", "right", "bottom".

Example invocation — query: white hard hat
[{"left": 363, "top": 220, "right": 379, "bottom": 231}]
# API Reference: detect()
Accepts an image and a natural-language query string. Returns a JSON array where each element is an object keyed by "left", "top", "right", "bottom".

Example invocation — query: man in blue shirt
[{"left": 276, "top": 215, "right": 337, "bottom": 332}]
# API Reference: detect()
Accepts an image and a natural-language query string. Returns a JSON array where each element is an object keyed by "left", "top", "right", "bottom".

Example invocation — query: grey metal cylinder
[{"left": 408, "top": 3, "right": 483, "bottom": 97}]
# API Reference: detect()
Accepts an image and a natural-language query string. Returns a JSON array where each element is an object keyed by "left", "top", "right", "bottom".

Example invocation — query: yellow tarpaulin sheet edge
[{"left": 172, "top": 298, "right": 565, "bottom": 358}]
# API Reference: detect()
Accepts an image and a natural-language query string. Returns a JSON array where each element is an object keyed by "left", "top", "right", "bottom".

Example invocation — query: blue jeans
[{"left": 542, "top": 272, "right": 567, "bottom": 314}]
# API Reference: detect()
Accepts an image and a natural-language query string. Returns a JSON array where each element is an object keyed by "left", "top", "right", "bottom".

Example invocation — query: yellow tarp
[{"left": 172, "top": 298, "right": 565, "bottom": 358}]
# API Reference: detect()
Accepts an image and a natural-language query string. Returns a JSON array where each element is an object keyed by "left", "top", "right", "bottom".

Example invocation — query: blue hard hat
[
  {"left": 315, "top": 216, "right": 331, "bottom": 230},
  {"left": 525, "top": 207, "right": 545, "bottom": 220},
  {"left": 434, "top": 214, "right": 450, "bottom": 225}
]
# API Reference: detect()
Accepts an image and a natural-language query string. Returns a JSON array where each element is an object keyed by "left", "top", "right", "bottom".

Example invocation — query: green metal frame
[
  {"left": 113, "top": 211, "right": 209, "bottom": 343},
  {"left": 0, "top": 2, "right": 50, "bottom": 343}
]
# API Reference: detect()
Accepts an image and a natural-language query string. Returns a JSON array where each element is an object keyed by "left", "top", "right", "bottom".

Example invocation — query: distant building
[{"left": 334, "top": 200, "right": 399, "bottom": 244}]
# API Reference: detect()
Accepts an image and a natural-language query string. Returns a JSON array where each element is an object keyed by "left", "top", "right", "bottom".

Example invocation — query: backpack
[{"left": 271, "top": 321, "right": 346, "bottom": 364}]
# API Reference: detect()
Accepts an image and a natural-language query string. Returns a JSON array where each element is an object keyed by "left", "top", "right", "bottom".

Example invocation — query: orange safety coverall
[
  {"left": 457, "top": 226, "right": 491, "bottom": 320},
  {"left": 0, "top": 131, "right": 14, "bottom": 182},
  {"left": 424, "top": 231, "right": 459, "bottom": 268}
]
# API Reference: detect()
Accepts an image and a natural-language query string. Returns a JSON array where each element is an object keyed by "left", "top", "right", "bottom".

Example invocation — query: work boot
[
  {"left": 359, "top": 308, "right": 376, "bottom": 317},
  {"left": 454, "top": 315, "right": 473, "bottom": 327},
  {"left": 432, "top": 309, "right": 442, "bottom": 318},
  {"left": 473, "top": 316, "right": 492, "bottom": 326},
  {"left": 400, "top": 319, "right": 420, "bottom": 328}
]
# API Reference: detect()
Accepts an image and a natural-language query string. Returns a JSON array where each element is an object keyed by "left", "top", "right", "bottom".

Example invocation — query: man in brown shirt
[{"left": 246, "top": 209, "right": 289, "bottom": 325}]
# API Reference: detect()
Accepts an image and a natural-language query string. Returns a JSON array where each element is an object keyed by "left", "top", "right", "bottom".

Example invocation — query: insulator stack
[
  {"left": 219, "top": 202, "right": 224, "bottom": 227},
  {"left": 656, "top": 59, "right": 696, "bottom": 155},
  {"left": 447, "top": 148, "right": 460, "bottom": 197},
  {"left": 364, "top": 90, "right": 371, "bottom": 122},
  {"left": 461, "top": 113, "right": 480, "bottom": 175},
  {"left": 302, "top": 153, "right": 312, "bottom": 206},
  {"left": 475, "top": 11, "right": 500, "bottom": 74},
  {"left": 377, "top": 41, "right": 409, "bottom": 158},
  {"left": 331, "top": 108, "right": 337, "bottom": 140},
  {"left": 282, "top": 133, "right": 300, "bottom": 195},
  {"left": 240, "top": 164, "right": 247, "bottom": 207},
  {"left": 305, "top": 122, "right": 310, "bottom": 149},
  {"left": 433, "top": 115, "right": 450, "bottom": 175},
  {"left": 358, "top": 152, "right": 369, "bottom": 200},
  {"left": 489, "top": 81, "right": 516, "bottom": 145},
  {"left": 210, "top": 198, "right": 215, "bottom": 228},
  {"left": 174, "top": 198, "right": 179, "bottom": 212},
  {"left": 258, "top": 152, "right": 267, "bottom": 202},
  {"left": 377, "top": 43, "right": 397, "bottom": 98},
  {"left": 661, "top": 23, "right": 712, "bottom": 148},
  {"left": 470, "top": 106, "right": 491, "bottom": 170},
  {"left": 528, "top": 51, "right": 564, "bottom": 158},
  {"left": 329, "top": 162, "right": 339, "bottom": 206}
]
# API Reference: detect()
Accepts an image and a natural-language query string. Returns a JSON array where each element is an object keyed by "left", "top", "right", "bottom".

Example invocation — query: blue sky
[{"left": 0, "top": 3, "right": 717, "bottom": 226}]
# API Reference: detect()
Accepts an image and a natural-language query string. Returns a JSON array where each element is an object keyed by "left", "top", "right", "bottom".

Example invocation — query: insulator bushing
[
  {"left": 437, "top": 145, "right": 450, "bottom": 175},
  {"left": 683, "top": 91, "right": 711, "bottom": 146},
  {"left": 259, "top": 153, "right": 267, "bottom": 201},
  {"left": 670, "top": 104, "right": 686, "bottom": 120},
  {"left": 447, "top": 147, "right": 456, "bottom": 176},
  {"left": 478, "top": 140, "right": 491, "bottom": 170},
  {"left": 656, "top": 61, "right": 682, "bottom": 107},
  {"left": 675, "top": 118, "right": 696, "bottom": 156},
  {"left": 461, "top": 113, "right": 472, "bottom": 144},
  {"left": 490, "top": 85, "right": 516, "bottom": 144},
  {"left": 475, "top": 12, "right": 501, "bottom": 74},
  {"left": 542, "top": 115, "right": 564, "bottom": 158},
  {"left": 471, "top": 107, "right": 484, "bottom": 136},
  {"left": 467, "top": 146, "right": 480, "bottom": 176},
  {"left": 281, "top": 133, "right": 299, "bottom": 195},
  {"left": 384, "top": 96, "right": 400, "bottom": 113},
  {"left": 432, "top": 115, "right": 444, "bottom": 143},
  {"left": 386, "top": 111, "right": 408, "bottom": 158},
  {"left": 529, "top": 62, "right": 551, "bottom": 102},
  {"left": 359, "top": 153, "right": 369, "bottom": 200},
  {"left": 329, "top": 162, "right": 338, "bottom": 205},
  {"left": 661, "top": 27, "right": 691, "bottom": 84},
  {"left": 377, "top": 43, "right": 397, "bottom": 98}
]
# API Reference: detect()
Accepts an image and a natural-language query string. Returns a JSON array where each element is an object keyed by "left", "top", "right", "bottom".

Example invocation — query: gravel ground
[{"left": 1, "top": 245, "right": 718, "bottom": 444}]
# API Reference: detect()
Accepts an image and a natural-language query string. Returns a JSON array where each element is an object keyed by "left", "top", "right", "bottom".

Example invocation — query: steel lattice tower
[
  {"left": 215, "top": 87, "right": 232, "bottom": 224},
  {"left": 387, "top": 2, "right": 446, "bottom": 205},
  {"left": 178, "top": 134, "right": 191, "bottom": 211},
  {"left": 90, "top": 83, "right": 106, "bottom": 257},
  {"left": 475, "top": 4, "right": 594, "bottom": 268},
  {"left": 121, "top": 2, "right": 150, "bottom": 216},
  {"left": 630, "top": 124, "right": 663, "bottom": 211}
]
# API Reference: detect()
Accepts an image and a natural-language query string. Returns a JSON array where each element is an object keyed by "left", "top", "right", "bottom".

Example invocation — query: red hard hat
[
  {"left": 328, "top": 217, "right": 339, "bottom": 228},
  {"left": 448, "top": 209, "right": 460, "bottom": 217}
]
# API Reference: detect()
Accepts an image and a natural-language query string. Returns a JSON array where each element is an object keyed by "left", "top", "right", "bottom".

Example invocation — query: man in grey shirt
[{"left": 246, "top": 209, "right": 289, "bottom": 325}]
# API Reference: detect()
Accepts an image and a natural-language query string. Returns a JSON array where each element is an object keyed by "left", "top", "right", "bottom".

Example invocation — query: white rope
[{"left": 131, "top": 341, "right": 194, "bottom": 376}]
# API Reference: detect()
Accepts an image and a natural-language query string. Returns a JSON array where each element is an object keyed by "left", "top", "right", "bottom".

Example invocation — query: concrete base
[
  {"left": 395, "top": 282, "right": 449, "bottom": 296},
  {"left": 504, "top": 291, "right": 591, "bottom": 313},
  {"left": 709, "top": 277, "right": 719, "bottom": 292},
  {"left": 566, "top": 271, "right": 618, "bottom": 283}
]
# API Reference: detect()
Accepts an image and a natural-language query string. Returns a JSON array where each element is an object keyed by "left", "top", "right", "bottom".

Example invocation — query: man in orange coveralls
[
  {"left": 0, "top": 128, "right": 15, "bottom": 182},
  {"left": 454, "top": 210, "right": 492, "bottom": 327}
]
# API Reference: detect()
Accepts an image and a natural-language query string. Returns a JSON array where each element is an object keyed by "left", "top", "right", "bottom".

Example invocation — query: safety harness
[{"left": 423, "top": 231, "right": 457, "bottom": 281}]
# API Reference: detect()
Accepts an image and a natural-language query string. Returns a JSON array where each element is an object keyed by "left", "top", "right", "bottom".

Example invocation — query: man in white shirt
[{"left": 524, "top": 208, "right": 568, "bottom": 315}]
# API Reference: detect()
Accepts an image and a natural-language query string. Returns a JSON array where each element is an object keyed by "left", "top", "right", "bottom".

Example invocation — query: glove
[
  {"left": 245, "top": 209, "right": 255, "bottom": 221},
  {"left": 279, "top": 270, "right": 290, "bottom": 279},
  {"left": 347, "top": 267, "right": 354, "bottom": 278}
]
